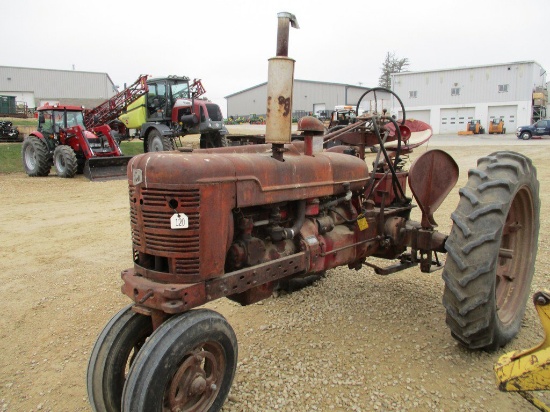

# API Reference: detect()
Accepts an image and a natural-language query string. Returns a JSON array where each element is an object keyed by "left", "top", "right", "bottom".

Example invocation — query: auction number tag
[
  {"left": 357, "top": 216, "right": 368, "bottom": 231},
  {"left": 170, "top": 213, "right": 189, "bottom": 229}
]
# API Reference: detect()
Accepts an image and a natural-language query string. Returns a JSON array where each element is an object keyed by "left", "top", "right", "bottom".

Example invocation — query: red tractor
[
  {"left": 88, "top": 13, "right": 540, "bottom": 411},
  {"left": 22, "top": 104, "right": 131, "bottom": 180}
]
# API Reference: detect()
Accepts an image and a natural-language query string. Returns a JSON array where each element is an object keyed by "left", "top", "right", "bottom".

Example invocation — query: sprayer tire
[
  {"left": 147, "top": 130, "right": 173, "bottom": 152},
  {"left": 200, "top": 132, "right": 228, "bottom": 148},
  {"left": 53, "top": 145, "right": 78, "bottom": 178},
  {"left": 87, "top": 305, "right": 153, "bottom": 412},
  {"left": 122, "top": 309, "right": 237, "bottom": 412},
  {"left": 220, "top": 134, "right": 229, "bottom": 147},
  {"left": 21, "top": 136, "right": 51, "bottom": 176},
  {"left": 442, "top": 151, "right": 539, "bottom": 350}
]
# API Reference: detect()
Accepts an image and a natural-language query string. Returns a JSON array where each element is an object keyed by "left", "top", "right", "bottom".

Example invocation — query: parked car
[{"left": 517, "top": 119, "right": 550, "bottom": 140}]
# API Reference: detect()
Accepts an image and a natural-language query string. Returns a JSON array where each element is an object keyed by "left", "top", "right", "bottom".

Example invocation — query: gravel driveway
[{"left": 1, "top": 133, "right": 549, "bottom": 411}]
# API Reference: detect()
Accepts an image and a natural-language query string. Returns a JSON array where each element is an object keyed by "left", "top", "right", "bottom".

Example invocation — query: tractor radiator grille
[{"left": 129, "top": 186, "right": 201, "bottom": 275}]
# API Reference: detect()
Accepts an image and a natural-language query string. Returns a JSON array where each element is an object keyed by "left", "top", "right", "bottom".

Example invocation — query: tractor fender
[
  {"left": 141, "top": 123, "right": 174, "bottom": 151},
  {"left": 28, "top": 131, "right": 55, "bottom": 151},
  {"left": 29, "top": 131, "right": 46, "bottom": 140}
]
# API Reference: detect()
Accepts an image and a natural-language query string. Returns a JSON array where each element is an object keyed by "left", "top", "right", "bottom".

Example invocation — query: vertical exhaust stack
[{"left": 265, "top": 12, "right": 299, "bottom": 161}]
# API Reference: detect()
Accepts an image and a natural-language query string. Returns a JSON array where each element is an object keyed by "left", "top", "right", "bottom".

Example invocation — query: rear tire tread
[
  {"left": 22, "top": 136, "right": 51, "bottom": 176},
  {"left": 442, "top": 151, "right": 539, "bottom": 350}
]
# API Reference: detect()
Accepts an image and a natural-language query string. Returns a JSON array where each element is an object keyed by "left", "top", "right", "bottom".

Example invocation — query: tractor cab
[
  {"left": 37, "top": 105, "right": 84, "bottom": 137},
  {"left": 39, "top": 106, "right": 86, "bottom": 132},
  {"left": 37, "top": 105, "right": 103, "bottom": 149},
  {"left": 145, "top": 76, "right": 191, "bottom": 120}
]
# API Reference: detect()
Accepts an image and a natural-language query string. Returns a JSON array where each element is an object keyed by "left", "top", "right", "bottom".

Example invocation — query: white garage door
[
  {"left": 398, "top": 109, "right": 430, "bottom": 124},
  {"left": 440, "top": 107, "right": 475, "bottom": 133},
  {"left": 488, "top": 105, "right": 517, "bottom": 131}
]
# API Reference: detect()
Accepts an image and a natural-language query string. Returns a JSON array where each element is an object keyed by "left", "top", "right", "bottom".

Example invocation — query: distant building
[
  {"left": 225, "top": 80, "right": 392, "bottom": 120},
  {"left": 0, "top": 66, "right": 117, "bottom": 111},
  {"left": 391, "top": 61, "right": 548, "bottom": 134}
]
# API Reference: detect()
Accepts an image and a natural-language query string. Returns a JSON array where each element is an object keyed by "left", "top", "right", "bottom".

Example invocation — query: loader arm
[{"left": 495, "top": 290, "right": 550, "bottom": 411}]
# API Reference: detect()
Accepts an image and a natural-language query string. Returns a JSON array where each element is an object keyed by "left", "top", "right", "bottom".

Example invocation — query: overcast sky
[{"left": 2, "top": 0, "right": 548, "bottom": 116}]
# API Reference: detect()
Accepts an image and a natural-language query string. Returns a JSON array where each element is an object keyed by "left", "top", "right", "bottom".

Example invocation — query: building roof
[
  {"left": 0, "top": 65, "right": 116, "bottom": 100},
  {"left": 391, "top": 60, "right": 544, "bottom": 77},
  {"left": 225, "top": 79, "right": 373, "bottom": 98}
]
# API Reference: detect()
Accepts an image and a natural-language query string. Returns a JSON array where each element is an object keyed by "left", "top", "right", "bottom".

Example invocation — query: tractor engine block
[{"left": 123, "top": 143, "right": 406, "bottom": 312}]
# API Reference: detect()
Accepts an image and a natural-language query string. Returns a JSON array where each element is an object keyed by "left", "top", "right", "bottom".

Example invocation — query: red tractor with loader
[
  {"left": 88, "top": 12, "right": 541, "bottom": 412},
  {"left": 21, "top": 104, "right": 132, "bottom": 180},
  {"left": 22, "top": 75, "right": 149, "bottom": 181}
]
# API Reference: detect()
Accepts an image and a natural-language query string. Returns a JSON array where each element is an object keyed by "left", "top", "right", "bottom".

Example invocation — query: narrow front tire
[
  {"left": 87, "top": 305, "right": 153, "bottom": 412},
  {"left": 122, "top": 309, "right": 237, "bottom": 412}
]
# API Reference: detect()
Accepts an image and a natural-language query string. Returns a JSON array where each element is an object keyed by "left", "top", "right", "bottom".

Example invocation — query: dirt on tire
[{"left": 1, "top": 137, "right": 550, "bottom": 411}]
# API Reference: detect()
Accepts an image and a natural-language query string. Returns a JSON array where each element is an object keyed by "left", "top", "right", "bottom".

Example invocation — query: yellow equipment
[
  {"left": 495, "top": 290, "right": 550, "bottom": 411},
  {"left": 458, "top": 119, "right": 485, "bottom": 135},
  {"left": 488, "top": 118, "right": 506, "bottom": 134}
]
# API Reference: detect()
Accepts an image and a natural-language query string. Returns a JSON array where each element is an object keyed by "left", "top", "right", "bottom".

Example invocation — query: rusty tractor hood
[{"left": 127, "top": 144, "right": 369, "bottom": 207}]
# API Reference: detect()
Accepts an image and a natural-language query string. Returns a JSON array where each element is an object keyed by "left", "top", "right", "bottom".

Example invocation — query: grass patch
[
  {"left": 1, "top": 117, "right": 37, "bottom": 127},
  {"left": 0, "top": 139, "right": 144, "bottom": 174},
  {"left": 120, "top": 140, "right": 144, "bottom": 156},
  {"left": 0, "top": 143, "right": 23, "bottom": 173}
]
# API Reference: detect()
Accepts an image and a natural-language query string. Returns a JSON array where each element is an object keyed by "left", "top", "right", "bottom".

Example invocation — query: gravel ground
[{"left": 1, "top": 132, "right": 549, "bottom": 411}]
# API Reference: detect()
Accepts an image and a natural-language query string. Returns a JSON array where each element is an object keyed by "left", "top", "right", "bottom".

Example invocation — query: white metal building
[
  {"left": 391, "top": 61, "right": 548, "bottom": 134},
  {"left": 225, "top": 80, "right": 392, "bottom": 119},
  {"left": 0, "top": 66, "right": 117, "bottom": 110}
]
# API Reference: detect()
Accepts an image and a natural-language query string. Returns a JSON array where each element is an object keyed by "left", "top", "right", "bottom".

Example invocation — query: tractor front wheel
[
  {"left": 122, "top": 309, "right": 237, "bottom": 412},
  {"left": 53, "top": 145, "right": 78, "bottom": 178},
  {"left": 147, "top": 129, "right": 174, "bottom": 152},
  {"left": 87, "top": 305, "right": 153, "bottom": 412},
  {"left": 21, "top": 136, "right": 51, "bottom": 176},
  {"left": 442, "top": 151, "right": 539, "bottom": 350}
]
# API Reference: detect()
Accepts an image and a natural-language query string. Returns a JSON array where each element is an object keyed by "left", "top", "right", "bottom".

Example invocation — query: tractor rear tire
[
  {"left": 87, "top": 305, "right": 153, "bottom": 412},
  {"left": 147, "top": 129, "right": 173, "bottom": 152},
  {"left": 53, "top": 145, "right": 78, "bottom": 178},
  {"left": 442, "top": 151, "right": 539, "bottom": 350},
  {"left": 122, "top": 309, "right": 237, "bottom": 412},
  {"left": 21, "top": 136, "right": 51, "bottom": 176}
]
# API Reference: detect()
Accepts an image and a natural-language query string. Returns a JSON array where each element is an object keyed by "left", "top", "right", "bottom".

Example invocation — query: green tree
[{"left": 379, "top": 52, "right": 409, "bottom": 88}]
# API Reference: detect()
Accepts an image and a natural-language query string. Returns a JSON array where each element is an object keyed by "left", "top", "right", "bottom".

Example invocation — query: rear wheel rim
[
  {"left": 164, "top": 342, "right": 225, "bottom": 411},
  {"left": 25, "top": 145, "right": 36, "bottom": 169},
  {"left": 55, "top": 152, "right": 66, "bottom": 173},
  {"left": 151, "top": 137, "right": 163, "bottom": 151},
  {"left": 496, "top": 185, "right": 535, "bottom": 325}
]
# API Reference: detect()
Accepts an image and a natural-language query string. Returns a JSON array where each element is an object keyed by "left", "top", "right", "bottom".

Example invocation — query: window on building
[
  {"left": 498, "top": 84, "right": 509, "bottom": 93},
  {"left": 409, "top": 91, "right": 417, "bottom": 98},
  {"left": 451, "top": 87, "right": 460, "bottom": 96}
]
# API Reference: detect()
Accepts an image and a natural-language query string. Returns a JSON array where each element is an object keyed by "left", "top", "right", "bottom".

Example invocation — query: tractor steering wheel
[{"left": 355, "top": 87, "right": 406, "bottom": 126}]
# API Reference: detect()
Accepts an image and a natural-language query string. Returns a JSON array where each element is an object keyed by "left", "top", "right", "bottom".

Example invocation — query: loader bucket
[{"left": 83, "top": 156, "right": 132, "bottom": 181}]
